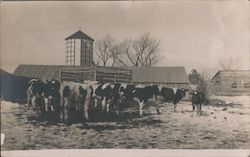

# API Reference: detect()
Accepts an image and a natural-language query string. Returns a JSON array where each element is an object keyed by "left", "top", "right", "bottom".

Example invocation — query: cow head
[
  {"left": 180, "top": 88, "right": 188, "bottom": 98},
  {"left": 50, "top": 80, "right": 60, "bottom": 91},
  {"left": 28, "top": 79, "right": 43, "bottom": 96}
]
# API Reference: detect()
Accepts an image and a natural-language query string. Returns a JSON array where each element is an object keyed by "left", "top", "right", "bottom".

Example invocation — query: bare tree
[
  {"left": 118, "top": 33, "right": 161, "bottom": 67},
  {"left": 95, "top": 35, "right": 114, "bottom": 66},
  {"left": 219, "top": 57, "right": 240, "bottom": 70},
  {"left": 95, "top": 33, "right": 161, "bottom": 67},
  {"left": 201, "top": 70, "right": 215, "bottom": 81}
]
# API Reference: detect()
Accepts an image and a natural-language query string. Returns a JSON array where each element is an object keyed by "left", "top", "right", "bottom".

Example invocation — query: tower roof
[{"left": 65, "top": 30, "right": 94, "bottom": 41}]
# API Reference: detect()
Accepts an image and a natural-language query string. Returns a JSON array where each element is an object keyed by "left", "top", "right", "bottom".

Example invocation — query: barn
[
  {"left": 13, "top": 30, "right": 190, "bottom": 89},
  {"left": 13, "top": 65, "right": 189, "bottom": 89},
  {"left": 207, "top": 70, "right": 250, "bottom": 96}
]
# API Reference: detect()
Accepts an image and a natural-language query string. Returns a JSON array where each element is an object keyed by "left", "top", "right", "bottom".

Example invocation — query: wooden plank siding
[{"left": 208, "top": 70, "right": 250, "bottom": 96}]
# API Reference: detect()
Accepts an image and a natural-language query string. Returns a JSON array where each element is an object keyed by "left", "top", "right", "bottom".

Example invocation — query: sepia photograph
[{"left": 1, "top": 1, "right": 250, "bottom": 156}]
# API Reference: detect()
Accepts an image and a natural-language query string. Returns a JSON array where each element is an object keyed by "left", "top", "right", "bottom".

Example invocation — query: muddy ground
[{"left": 1, "top": 96, "right": 250, "bottom": 150}]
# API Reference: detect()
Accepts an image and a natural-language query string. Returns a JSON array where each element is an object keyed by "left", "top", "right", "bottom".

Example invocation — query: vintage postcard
[{"left": 1, "top": 1, "right": 250, "bottom": 157}]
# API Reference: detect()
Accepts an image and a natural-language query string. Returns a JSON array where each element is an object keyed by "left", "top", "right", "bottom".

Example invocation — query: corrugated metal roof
[
  {"left": 14, "top": 65, "right": 62, "bottom": 80},
  {"left": 65, "top": 30, "right": 94, "bottom": 41},
  {"left": 14, "top": 65, "right": 189, "bottom": 84},
  {"left": 131, "top": 66, "right": 189, "bottom": 84}
]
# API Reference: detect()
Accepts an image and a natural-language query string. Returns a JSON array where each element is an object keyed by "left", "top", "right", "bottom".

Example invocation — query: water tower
[{"left": 65, "top": 30, "right": 94, "bottom": 66}]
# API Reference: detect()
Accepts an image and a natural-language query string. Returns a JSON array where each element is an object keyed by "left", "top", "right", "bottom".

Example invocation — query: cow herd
[{"left": 26, "top": 79, "right": 205, "bottom": 123}]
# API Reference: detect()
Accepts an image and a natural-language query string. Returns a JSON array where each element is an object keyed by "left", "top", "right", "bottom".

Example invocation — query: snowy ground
[{"left": 1, "top": 96, "right": 250, "bottom": 150}]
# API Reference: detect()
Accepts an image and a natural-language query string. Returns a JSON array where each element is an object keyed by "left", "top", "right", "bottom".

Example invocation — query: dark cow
[
  {"left": 92, "top": 82, "right": 122, "bottom": 114},
  {"left": 26, "top": 79, "right": 44, "bottom": 110},
  {"left": 190, "top": 91, "right": 205, "bottom": 116},
  {"left": 59, "top": 81, "right": 93, "bottom": 122},
  {"left": 120, "top": 84, "right": 161, "bottom": 117},
  {"left": 161, "top": 87, "right": 188, "bottom": 112},
  {"left": 41, "top": 79, "right": 60, "bottom": 112}
]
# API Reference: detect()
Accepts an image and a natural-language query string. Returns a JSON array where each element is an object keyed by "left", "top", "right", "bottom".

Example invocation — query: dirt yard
[{"left": 1, "top": 96, "right": 250, "bottom": 150}]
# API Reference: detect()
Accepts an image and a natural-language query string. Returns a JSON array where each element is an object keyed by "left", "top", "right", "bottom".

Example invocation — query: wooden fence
[{"left": 60, "top": 66, "right": 132, "bottom": 83}]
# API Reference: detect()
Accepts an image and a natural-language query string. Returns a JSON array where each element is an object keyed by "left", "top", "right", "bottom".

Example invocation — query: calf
[
  {"left": 59, "top": 81, "right": 93, "bottom": 122},
  {"left": 191, "top": 91, "right": 205, "bottom": 116},
  {"left": 161, "top": 87, "right": 188, "bottom": 112}
]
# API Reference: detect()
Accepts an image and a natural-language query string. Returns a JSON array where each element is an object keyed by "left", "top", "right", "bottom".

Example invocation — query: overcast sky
[{"left": 1, "top": 1, "right": 249, "bottom": 75}]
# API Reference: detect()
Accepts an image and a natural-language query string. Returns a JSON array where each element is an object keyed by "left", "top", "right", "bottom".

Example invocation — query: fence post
[
  {"left": 114, "top": 68, "right": 117, "bottom": 83},
  {"left": 59, "top": 67, "right": 62, "bottom": 82},
  {"left": 94, "top": 66, "right": 97, "bottom": 81},
  {"left": 82, "top": 71, "right": 84, "bottom": 83}
]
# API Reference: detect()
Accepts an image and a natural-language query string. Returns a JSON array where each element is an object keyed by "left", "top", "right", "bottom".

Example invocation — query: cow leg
[
  {"left": 173, "top": 103, "right": 177, "bottom": 112},
  {"left": 191, "top": 104, "right": 196, "bottom": 117},
  {"left": 192, "top": 104, "right": 195, "bottom": 111},
  {"left": 154, "top": 95, "right": 160, "bottom": 115},
  {"left": 197, "top": 104, "right": 201, "bottom": 116},
  {"left": 64, "top": 98, "right": 69, "bottom": 123},
  {"left": 84, "top": 99, "right": 90, "bottom": 120},
  {"left": 114, "top": 101, "right": 120, "bottom": 115},
  {"left": 60, "top": 97, "right": 65, "bottom": 122},
  {"left": 75, "top": 103, "right": 79, "bottom": 111},
  {"left": 139, "top": 101, "right": 144, "bottom": 117},
  {"left": 106, "top": 100, "right": 110, "bottom": 113},
  {"left": 49, "top": 98, "right": 53, "bottom": 112},
  {"left": 94, "top": 98, "right": 98, "bottom": 108},
  {"left": 31, "top": 97, "right": 36, "bottom": 110},
  {"left": 101, "top": 97, "right": 106, "bottom": 112},
  {"left": 44, "top": 97, "right": 49, "bottom": 112},
  {"left": 156, "top": 105, "right": 160, "bottom": 115},
  {"left": 200, "top": 104, "right": 202, "bottom": 115},
  {"left": 27, "top": 97, "right": 31, "bottom": 109}
]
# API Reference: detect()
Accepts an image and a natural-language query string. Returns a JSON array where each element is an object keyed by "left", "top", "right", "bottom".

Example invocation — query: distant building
[{"left": 207, "top": 70, "right": 250, "bottom": 96}]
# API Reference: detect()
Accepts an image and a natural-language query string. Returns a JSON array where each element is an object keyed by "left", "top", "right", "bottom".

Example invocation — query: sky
[{"left": 1, "top": 1, "right": 249, "bottom": 75}]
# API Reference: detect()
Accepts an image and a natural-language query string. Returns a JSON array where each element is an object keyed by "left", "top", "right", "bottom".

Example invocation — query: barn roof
[
  {"left": 131, "top": 66, "right": 189, "bottom": 84},
  {"left": 211, "top": 70, "right": 250, "bottom": 80},
  {"left": 14, "top": 65, "right": 189, "bottom": 84},
  {"left": 65, "top": 30, "right": 94, "bottom": 41},
  {"left": 14, "top": 64, "right": 62, "bottom": 80}
]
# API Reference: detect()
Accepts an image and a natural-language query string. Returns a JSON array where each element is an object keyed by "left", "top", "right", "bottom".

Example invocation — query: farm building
[
  {"left": 13, "top": 30, "right": 190, "bottom": 89},
  {"left": 13, "top": 65, "right": 190, "bottom": 89},
  {"left": 207, "top": 70, "right": 250, "bottom": 96}
]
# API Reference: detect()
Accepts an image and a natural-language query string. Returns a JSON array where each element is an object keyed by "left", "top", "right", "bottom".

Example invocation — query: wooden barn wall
[
  {"left": 131, "top": 82, "right": 189, "bottom": 89},
  {"left": 61, "top": 66, "right": 132, "bottom": 83},
  {"left": 208, "top": 72, "right": 250, "bottom": 96}
]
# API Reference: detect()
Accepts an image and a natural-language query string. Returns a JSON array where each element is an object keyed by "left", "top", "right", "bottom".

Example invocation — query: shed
[{"left": 208, "top": 70, "right": 250, "bottom": 96}]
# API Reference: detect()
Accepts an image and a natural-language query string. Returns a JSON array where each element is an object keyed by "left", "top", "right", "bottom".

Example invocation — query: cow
[
  {"left": 26, "top": 79, "right": 44, "bottom": 111},
  {"left": 92, "top": 82, "right": 122, "bottom": 115},
  {"left": 59, "top": 81, "right": 93, "bottom": 123},
  {"left": 120, "top": 84, "right": 161, "bottom": 117},
  {"left": 190, "top": 91, "right": 205, "bottom": 116},
  {"left": 161, "top": 87, "right": 188, "bottom": 112},
  {"left": 41, "top": 79, "right": 60, "bottom": 112}
]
